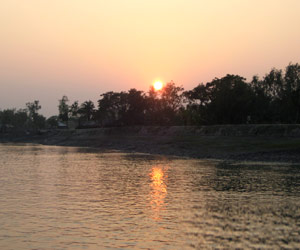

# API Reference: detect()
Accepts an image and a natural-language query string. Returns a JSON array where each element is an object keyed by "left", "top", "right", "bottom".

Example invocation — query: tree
[
  {"left": 97, "top": 92, "right": 127, "bottom": 126},
  {"left": 26, "top": 100, "right": 41, "bottom": 120},
  {"left": 204, "top": 75, "right": 254, "bottom": 124},
  {"left": 249, "top": 76, "right": 273, "bottom": 123},
  {"left": 26, "top": 100, "right": 45, "bottom": 129},
  {"left": 282, "top": 63, "right": 300, "bottom": 123},
  {"left": 14, "top": 109, "right": 28, "bottom": 129},
  {"left": 183, "top": 83, "right": 210, "bottom": 125},
  {"left": 33, "top": 114, "right": 46, "bottom": 129},
  {"left": 69, "top": 101, "right": 79, "bottom": 118},
  {"left": 79, "top": 100, "right": 95, "bottom": 121},
  {"left": 184, "top": 83, "right": 209, "bottom": 106},
  {"left": 46, "top": 116, "right": 58, "bottom": 128},
  {"left": 122, "top": 89, "right": 147, "bottom": 125},
  {"left": 145, "top": 81, "right": 184, "bottom": 125},
  {"left": 250, "top": 64, "right": 300, "bottom": 123},
  {"left": 161, "top": 81, "right": 184, "bottom": 111},
  {"left": 58, "top": 95, "right": 69, "bottom": 124},
  {"left": 0, "top": 108, "right": 29, "bottom": 132},
  {"left": 0, "top": 109, "right": 15, "bottom": 126},
  {"left": 145, "top": 86, "right": 162, "bottom": 125}
]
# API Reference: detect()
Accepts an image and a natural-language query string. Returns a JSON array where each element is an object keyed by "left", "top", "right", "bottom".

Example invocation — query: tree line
[
  {"left": 1, "top": 63, "right": 300, "bottom": 131},
  {"left": 0, "top": 101, "right": 46, "bottom": 132}
]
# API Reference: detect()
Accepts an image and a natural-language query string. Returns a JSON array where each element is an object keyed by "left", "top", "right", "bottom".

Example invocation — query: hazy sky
[{"left": 1, "top": 0, "right": 300, "bottom": 116}]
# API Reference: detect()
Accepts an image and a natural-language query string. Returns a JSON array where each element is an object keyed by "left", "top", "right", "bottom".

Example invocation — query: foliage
[
  {"left": 58, "top": 95, "right": 69, "bottom": 122},
  {"left": 26, "top": 100, "right": 45, "bottom": 129},
  {"left": 2, "top": 62, "right": 300, "bottom": 129},
  {"left": 46, "top": 116, "right": 58, "bottom": 128},
  {"left": 78, "top": 100, "right": 95, "bottom": 121},
  {"left": 93, "top": 64, "right": 300, "bottom": 126},
  {"left": 26, "top": 100, "right": 41, "bottom": 120},
  {"left": 0, "top": 101, "right": 46, "bottom": 131},
  {"left": 69, "top": 101, "right": 79, "bottom": 118}
]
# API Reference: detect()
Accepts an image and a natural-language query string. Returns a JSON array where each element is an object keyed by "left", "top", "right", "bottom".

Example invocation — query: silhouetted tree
[
  {"left": 184, "top": 83, "right": 209, "bottom": 106},
  {"left": 160, "top": 81, "right": 184, "bottom": 124},
  {"left": 249, "top": 64, "right": 300, "bottom": 123},
  {"left": 0, "top": 108, "right": 31, "bottom": 132},
  {"left": 249, "top": 75, "right": 272, "bottom": 123},
  {"left": 97, "top": 92, "right": 127, "bottom": 126},
  {"left": 144, "top": 86, "right": 162, "bottom": 125},
  {"left": 26, "top": 100, "right": 41, "bottom": 119},
  {"left": 69, "top": 101, "right": 80, "bottom": 118},
  {"left": 79, "top": 100, "right": 95, "bottom": 121},
  {"left": 26, "top": 100, "right": 45, "bottom": 129},
  {"left": 207, "top": 75, "right": 254, "bottom": 124},
  {"left": 46, "top": 116, "right": 58, "bottom": 128},
  {"left": 184, "top": 75, "right": 255, "bottom": 125},
  {"left": 0, "top": 109, "right": 15, "bottom": 126},
  {"left": 12, "top": 61, "right": 295, "bottom": 128},
  {"left": 161, "top": 81, "right": 184, "bottom": 111},
  {"left": 58, "top": 95, "right": 69, "bottom": 124},
  {"left": 122, "top": 89, "right": 147, "bottom": 125},
  {"left": 14, "top": 109, "right": 28, "bottom": 128},
  {"left": 282, "top": 63, "right": 300, "bottom": 123},
  {"left": 145, "top": 81, "right": 184, "bottom": 125},
  {"left": 0, "top": 109, "right": 16, "bottom": 132},
  {"left": 183, "top": 83, "right": 210, "bottom": 124}
]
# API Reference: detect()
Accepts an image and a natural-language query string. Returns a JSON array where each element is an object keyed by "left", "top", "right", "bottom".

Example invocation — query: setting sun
[{"left": 153, "top": 81, "right": 163, "bottom": 91}]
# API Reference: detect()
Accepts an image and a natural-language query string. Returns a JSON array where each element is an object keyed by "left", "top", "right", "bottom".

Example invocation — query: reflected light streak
[{"left": 149, "top": 166, "right": 168, "bottom": 221}]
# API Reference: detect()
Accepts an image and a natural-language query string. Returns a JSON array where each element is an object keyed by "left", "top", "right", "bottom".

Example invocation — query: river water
[{"left": 0, "top": 144, "right": 299, "bottom": 249}]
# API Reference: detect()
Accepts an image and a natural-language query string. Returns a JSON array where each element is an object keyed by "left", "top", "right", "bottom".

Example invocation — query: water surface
[{"left": 0, "top": 144, "right": 299, "bottom": 249}]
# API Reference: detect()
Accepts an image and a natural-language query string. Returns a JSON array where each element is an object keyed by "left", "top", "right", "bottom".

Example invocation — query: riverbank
[{"left": 1, "top": 125, "right": 300, "bottom": 162}]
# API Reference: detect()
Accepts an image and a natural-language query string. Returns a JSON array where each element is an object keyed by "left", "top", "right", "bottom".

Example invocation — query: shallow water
[{"left": 0, "top": 144, "right": 299, "bottom": 249}]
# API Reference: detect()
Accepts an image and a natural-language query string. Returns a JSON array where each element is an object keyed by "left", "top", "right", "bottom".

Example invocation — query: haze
[{"left": 1, "top": 0, "right": 300, "bottom": 117}]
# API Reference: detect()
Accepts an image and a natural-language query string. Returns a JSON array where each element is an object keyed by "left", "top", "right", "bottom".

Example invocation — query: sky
[{"left": 1, "top": 0, "right": 300, "bottom": 117}]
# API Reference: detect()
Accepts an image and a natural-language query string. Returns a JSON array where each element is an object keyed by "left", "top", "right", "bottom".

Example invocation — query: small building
[{"left": 57, "top": 121, "right": 68, "bottom": 129}]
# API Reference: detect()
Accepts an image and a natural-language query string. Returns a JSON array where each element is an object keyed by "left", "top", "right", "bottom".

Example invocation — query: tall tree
[
  {"left": 183, "top": 83, "right": 209, "bottom": 125},
  {"left": 161, "top": 81, "right": 184, "bottom": 111},
  {"left": 58, "top": 95, "right": 69, "bottom": 123},
  {"left": 25, "top": 100, "right": 45, "bottom": 129},
  {"left": 69, "top": 101, "right": 80, "bottom": 118},
  {"left": 26, "top": 100, "right": 41, "bottom": 119},
  {"left": 97, "top": 92, "right": 127, "bottom": 126},
  {"left": 79, "top": 100, "right": 95, "bottom": 121},
  {"left": 205, "top": 75, "right": 254, "bottom": 124},
  {"left": 145, "top": 81, "right": 184, "bottom": 125},
  {"left": 122, "top": 89, "right": 147, "bottom": 125},
  {"left": 283, "top": 63, "right": 300, "bottom": 123}
]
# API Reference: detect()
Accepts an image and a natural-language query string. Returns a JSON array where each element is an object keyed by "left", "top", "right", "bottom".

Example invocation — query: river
[{"left": 0, "top": 144, "right": 299, "bottom": 249}]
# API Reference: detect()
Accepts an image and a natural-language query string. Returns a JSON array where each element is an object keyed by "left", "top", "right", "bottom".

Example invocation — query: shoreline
[{"left": 1, "top": 125, "right": 300, "bottom": 162}]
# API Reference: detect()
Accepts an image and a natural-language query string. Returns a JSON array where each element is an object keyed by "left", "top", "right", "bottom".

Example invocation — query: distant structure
[{"left": 57, "top": 121, "right": 68, "bottom": 129}]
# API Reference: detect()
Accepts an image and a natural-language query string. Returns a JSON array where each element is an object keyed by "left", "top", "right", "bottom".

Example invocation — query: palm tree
[{"left": 79, "top": 100, "right": 95, "bottom": 121}]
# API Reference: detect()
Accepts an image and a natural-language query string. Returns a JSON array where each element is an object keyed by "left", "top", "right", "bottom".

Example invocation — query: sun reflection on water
[{"left": 149, "top": 166, "right": 168, "bottom": 221}]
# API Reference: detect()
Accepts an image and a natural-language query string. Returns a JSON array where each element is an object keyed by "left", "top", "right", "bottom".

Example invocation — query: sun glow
[{"left": 153, "top": 81, "right": 163, "bottom": 91}]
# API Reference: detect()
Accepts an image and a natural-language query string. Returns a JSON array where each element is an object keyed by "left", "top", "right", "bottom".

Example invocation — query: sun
[{"left": 153, "top": 81, "right": 163, "bottom": 91}]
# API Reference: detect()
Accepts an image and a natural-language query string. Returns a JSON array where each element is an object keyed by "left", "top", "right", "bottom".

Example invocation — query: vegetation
[
  {"left": 0, "top": 100, "right": 46, "bottom": 132},
  {"left": 1, "top": 63, "right": 300, "bottom": 132},
  {"left": 58, "top": 95, "right": 69, "bottom": 124}
]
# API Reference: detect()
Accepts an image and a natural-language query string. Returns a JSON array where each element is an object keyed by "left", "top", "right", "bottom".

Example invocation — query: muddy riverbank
[{"left": 1, "top": 125, "right": 300, "bottom": 162}]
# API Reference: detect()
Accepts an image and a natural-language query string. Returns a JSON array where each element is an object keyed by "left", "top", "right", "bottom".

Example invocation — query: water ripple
[{"left": 0, "top": 145, "right": 300, "bottom": 249}]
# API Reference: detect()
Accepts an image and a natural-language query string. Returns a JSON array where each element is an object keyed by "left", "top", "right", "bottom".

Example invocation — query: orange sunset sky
[{"left": 1, "top": 0, "right": 300, "bottom": 116}]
